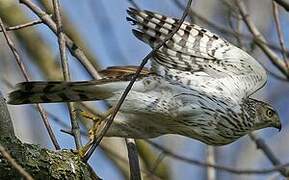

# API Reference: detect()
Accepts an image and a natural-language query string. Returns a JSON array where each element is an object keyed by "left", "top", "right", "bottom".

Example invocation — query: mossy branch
[{"left": 0, "top": 91, "right": 100, "bottom": 179}]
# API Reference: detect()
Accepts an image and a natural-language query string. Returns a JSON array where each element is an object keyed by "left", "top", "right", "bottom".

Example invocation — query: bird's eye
[{"left": 266, "top": 109, "right": 274, "bottom": 118}]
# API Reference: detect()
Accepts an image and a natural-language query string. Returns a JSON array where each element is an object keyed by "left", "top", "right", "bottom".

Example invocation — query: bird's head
[{"left": 248, "top": 99, "right": 281, "bottom": 131}]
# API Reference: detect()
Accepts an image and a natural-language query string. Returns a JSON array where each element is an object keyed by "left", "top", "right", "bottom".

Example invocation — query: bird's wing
[
  {"left": 127, "top": 8, "right": 267, "bottom": 101},
  {"left": 99, "top": 66, "right": 150, "bottom": 78}
]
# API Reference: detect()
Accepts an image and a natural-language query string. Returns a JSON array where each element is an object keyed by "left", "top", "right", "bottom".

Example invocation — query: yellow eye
[{"left": 266, "top": 109, "right": 274, "bottom": 118}]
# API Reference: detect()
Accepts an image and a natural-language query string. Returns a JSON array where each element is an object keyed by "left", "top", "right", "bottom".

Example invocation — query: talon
[
  {"left": 72, "top": 108, "right": 83, "bottom": 113},
  {"left": 79, "top": 111, "right": 102, "bottom": 122},
  {"left": 77, "top": 107, "right": 115, "bottom": 158},
  {"left": 80, "top": 107, "right": 114, "bottom": 124},
  {"left": 77, "top": 141, "right": 93, "bottom": 158}
]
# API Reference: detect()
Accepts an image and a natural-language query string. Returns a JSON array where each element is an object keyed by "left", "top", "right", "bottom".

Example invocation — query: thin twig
[
  {"left": 0, "top": 18, "right": 44, "bottom": 32},
  {"left": 0, "top": 144, "right": 34, "bottom": 180},
  {"left": 249, "top": 133, "right": 289, "bottom": 177},
  {"left": 227, "top": 9, "right": 244, "bottom": 49},
  {"left": 265, "top": 67, "right": 288, "bottom": 81},
  {"left": 235, "top": 0, "right": 289, "bottom": 78},
  {"left": 88, "top": 0, "right": 141, "bottom": 176},
  {"left": 150, "top": 152, "right": 166, "bottom": 175},
  {"left": 0, "top": 17, "right": 60, "bottom": 150},
  {"left": 82, "top": 0, "right": 193, "bottom": 162},
  {"left": 19, "top": 0, "right": 101, "bottom": 80},
  {"left": 272, "top": 1, "right": 289, "bottom": 70},
  {"left": 274, "top": 0, "right": 289, "bottom": 11},
  {"left": 147, "top": 140, "right": 289, "bottom": 175},
  {"left": 206, "top": 146, "right": 216, "bottom": 180},
  {"left": 125, "top": 138, "right": 142, "bottom": 180},
  {"left": 52, "top": 0, "right": 82, "bottom": 150},
  {"left": 235, "top": 14, "right": 244, "bottom": 48}
]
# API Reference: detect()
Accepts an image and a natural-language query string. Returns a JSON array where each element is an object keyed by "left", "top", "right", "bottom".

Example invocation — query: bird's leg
[{"left": 77, "top": 107, "right": 114, "bottom": 157}]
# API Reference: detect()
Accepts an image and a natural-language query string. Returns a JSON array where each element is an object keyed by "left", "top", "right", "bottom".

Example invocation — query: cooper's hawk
[{"left": 8, "top": 8, "right": 281, "bottom": 145}]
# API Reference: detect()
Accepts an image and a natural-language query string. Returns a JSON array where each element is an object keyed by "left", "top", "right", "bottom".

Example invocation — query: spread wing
[{"left": 127, "top": 8, "right": 267, "bottom": 102}]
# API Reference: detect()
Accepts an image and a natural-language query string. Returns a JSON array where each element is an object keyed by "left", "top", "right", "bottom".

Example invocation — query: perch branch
[{"left": 0, "top": 144, "right": 34, "bottom": 180}]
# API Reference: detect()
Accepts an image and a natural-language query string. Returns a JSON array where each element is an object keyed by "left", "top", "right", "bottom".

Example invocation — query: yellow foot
[
  {"left": 77, "top": 107, "right": 115, "bottom": 158},
  {"left": 79, "top": 110, "right": 102, "bottom": 122},
  {"left": 77, "top": 141, "right": 93, "bottom": 158}
]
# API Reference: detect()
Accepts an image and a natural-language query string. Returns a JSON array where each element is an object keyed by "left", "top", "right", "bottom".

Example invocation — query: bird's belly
[
  {"left": 106, "top": 112, "right": 245, "bottom": 145},
  {"left": 106, "top": 112, "right": 174, "bottom": 138},
  {"left": 105, "top": 88, "right": 247, "bottom": 145},
  {"left": 174, "top": 115, "right": 247, "bottom": 145}
]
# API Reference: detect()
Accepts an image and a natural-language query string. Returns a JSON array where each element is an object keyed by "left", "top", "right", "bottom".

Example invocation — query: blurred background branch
[
  {"left": 52, "top": 0, "right": 82, "bottom": 150},
  {"left": 0, "top": 16, "right": 60, "bottom": 150},
  {"left": 273, "top": 0, "right": 289, "bottom": 11}
]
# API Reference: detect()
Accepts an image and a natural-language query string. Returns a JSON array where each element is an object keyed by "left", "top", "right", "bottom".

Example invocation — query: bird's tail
[
  {"left": 8, "top": 81, "right": 114, "bottom": 105},
  {"left": 8, "top": 66, "right": 151, "bottom": 105}
]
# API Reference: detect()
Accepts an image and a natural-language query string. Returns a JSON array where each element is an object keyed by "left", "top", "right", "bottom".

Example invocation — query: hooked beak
[{"left": 273, "top": 122, "right": 282, "bottom": 132}]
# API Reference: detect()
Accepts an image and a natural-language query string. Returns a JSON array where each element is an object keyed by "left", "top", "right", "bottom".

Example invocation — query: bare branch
[
  {"left": 52, "top": 0, "right": 82, "bottom": 150},
  {"left": 82, "top": 0, "right": 193, "bottom": 162},
  {"left": 125, "top": 138, "right": 141, "bottom": 180},
  {"left": 19, "top": 0, "right": 102, "bottom": 80},
  {"left": 274, "top": 0, "right": 289, "bottom": 11},
  {"left": 0, "top": 18, "right": 44, "bottom": 32},
  {"left": 235, "top": 0, "right": 289, "bottom": 78},
  {"left": 206, "top": 146, "right": 216, "bottom": 180},
  {"left": 249, "top": 133, "right": 289, "bottom": 177},
  {"left": 272, "top": 1, "right": 289, "bottom": 69},
  {"left": 147, "top": 140, "right": 289, "bottom": 175},
  {"left": 0, "top": 17, "right": 60, "bottom": 150},
  {"left": 149, "top": 152, "right": 166, "bottom": 176},
  {"left": 265, "top": 68, "right": 288, "bottom": 81}
]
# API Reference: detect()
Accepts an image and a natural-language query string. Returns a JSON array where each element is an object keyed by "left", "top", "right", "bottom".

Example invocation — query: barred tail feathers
[{"left": 8, "top": 81, "right": 113, "bottom": 105}]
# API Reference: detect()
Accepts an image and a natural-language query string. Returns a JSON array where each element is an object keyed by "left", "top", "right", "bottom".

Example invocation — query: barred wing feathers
[{"left": 127, "top": 8, "right": 267, "bottom": 101}]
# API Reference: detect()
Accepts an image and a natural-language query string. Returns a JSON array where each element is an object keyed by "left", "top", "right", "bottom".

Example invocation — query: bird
[{"left": 8, "top": 8, "right": 281, "bottom": 146}]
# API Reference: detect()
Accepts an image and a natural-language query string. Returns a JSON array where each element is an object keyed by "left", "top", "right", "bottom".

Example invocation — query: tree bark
[{"left": 0, "top": 91, "right": 100, "bottom": 179}]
